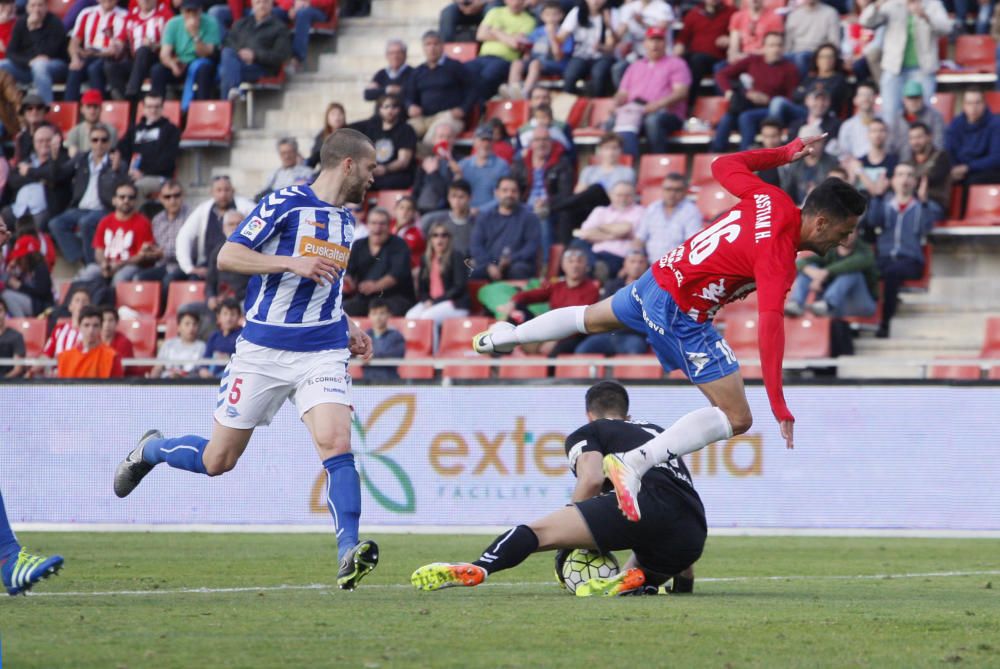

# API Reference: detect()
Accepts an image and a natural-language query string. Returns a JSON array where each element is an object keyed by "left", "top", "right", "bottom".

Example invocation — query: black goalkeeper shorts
[{"left": 575, "top": 486, "right": 706, "bottom": 577}]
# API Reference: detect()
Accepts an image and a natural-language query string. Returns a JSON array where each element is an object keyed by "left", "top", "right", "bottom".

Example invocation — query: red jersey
[
  {"left": 651, "top": 141, "right": 805, "bottom": 422},
  {"left": 43, "top": 321, "right": 80, "bottom": 358},
  {"left": 124, "top": 5, "right": 172, "bottom": 54},
  {"left": 0, "top": 18, "right": 15, "bottom": 57},
  {"left": 72, "top": 5, "right": 128, "bottom": 52},
  {"left": 94, "top": 212, "right": 154, "bottom": 264}
]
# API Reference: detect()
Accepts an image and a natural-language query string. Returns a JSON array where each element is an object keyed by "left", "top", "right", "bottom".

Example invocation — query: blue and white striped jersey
[{"left": 228, "top": 185, "right": 355, "bottom": 352}]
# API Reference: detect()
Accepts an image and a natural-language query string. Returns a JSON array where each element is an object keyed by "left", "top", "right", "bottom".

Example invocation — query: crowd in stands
[{"left": 1, "top": 0, "right": 1000, "bottom": 379}]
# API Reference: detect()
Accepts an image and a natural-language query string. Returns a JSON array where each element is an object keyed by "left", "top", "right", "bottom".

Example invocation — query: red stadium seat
[
  {"left": 439, "top": 317, "right": 492, "bottom": 379},
  {"left": 389, "top": 318, "right": 435, "bottom": 379},
  {"left": 928, "top": 363, "right": 982, "bottom": 380},
  {"left": 136, "top": 99, "right": 181, "bottom": 129},
  {"left": 988, "top": 365, "right": 1000, "bottom": 379},
  {"left": 484, "top": 100, "right": 529, "bottom": 136},
  {"left": 784, "top": 316, "right": 831, "bottom": 359},
  {"left": 941, "top": 185, "right": 1000, "bottom": 227},
  {"left": 180, "top": 101, "right": 233, "bottom": 145},
  {"left": 572, "top": 97, "right": 615, "bottom": 140},
  {"left": 48, "top": 0, "right": 74, "bottom": 19},
  {"left": 8, "top": 318, "right": 46, "bottom": 358},
  {"left": 497, "top": 350, "right": 548, "bottom": 379},
  {"left": 695, "top": 184, "right": 739, "bottom": 222},
  {"left": 554, "top": 354, "right": 604, "bottom": 379},
  {"left": 986, "top": 91, "right": 1000, "bottom": 114},
  {"left": 369, "top": 189, "right": 411, "bottom": 211},
  {"left": 638, "top": 154, "right": 688, "bottom": 188},
  {"left": 639, "top": 184, "right": 661, "bottom": 206},
  {"left": 100, "top": 100, "right": 130, "bottom": 139},
  {"left": 611, "top": 355, "right": 662, "bottom": 380},
  {"left": 954, "top": 35, "right": 997, "bottom": 72},
  {"left": 565, "top": 97, "right": 589, "bottom": 129},
  {"left": 118, "top": 317, "right": 158, "bottom": 358},
  {"left": 929, "top": 93, "right": 956, "bottom": 125},
  {"left": 161, "top": 281, "right": 206, "bottom": 326},
  {"left": 690, "top": 153, "right": 723, "bottom": 187},
  {"left": 444, "top": 42, "right": 479, "bottom": 63},
  {"left": 46, "top": 102, "right": 78, "bottom": 135},
  {"left": 690, "top": 96, "right": 728, "bottom": 128},
  {"left": 981, "top": 317, "right": 1000, "bottom": 357},
  {"left": 116, "top": 281, "right": 161, "bottom": 318}
]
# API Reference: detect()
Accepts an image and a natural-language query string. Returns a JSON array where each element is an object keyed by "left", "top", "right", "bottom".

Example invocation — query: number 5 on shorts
[{"left": 229, "top": 378, "right": 244, "bottom": 404}]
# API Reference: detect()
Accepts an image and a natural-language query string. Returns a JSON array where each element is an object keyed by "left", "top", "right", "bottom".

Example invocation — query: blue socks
[
  {"left": 142, "top": 435, "right": 209, "bottom": 475},
  {"left": 323, "top": 454, "right": 361, "bottom": 562},
  {"left": 0, "top": 488, "right": 21, "bottom": 562}
]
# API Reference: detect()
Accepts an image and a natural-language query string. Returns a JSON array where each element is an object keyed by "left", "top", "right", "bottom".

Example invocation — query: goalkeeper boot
[
  {"left": 411, "top": 563, "right": 486, "bottom": 591},
  {"left": 2, "top": 549, "right": 64, "bottom": 596},
  {"left": 603, "top": 452, "right": 643, "bottom": 522},
  {"left": 575, "top": 567, "right": 646, "bottom": 598},
  {"left": 114, "top": 429, "right": 163, "bottom": 498},
  {"left": 472, "top": 322, "right": 517, "bottom": 355},
  {"left": 337, "top": 539, "right": 379, "bottom": 590}
]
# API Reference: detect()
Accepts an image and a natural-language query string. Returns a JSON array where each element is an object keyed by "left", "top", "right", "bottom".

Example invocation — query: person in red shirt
[
  {"left": 40, "top": 286, "right": 90, "bottom": 368},
  {"left": 109, "top": 0, "right": 173, "bottom": 100},
  {"left": 100, "top": 305, "right": 141, "bottom": 376},
  {"left": 79, "top": 181, "right": 155, "bottom": 285},
  {"left": 674, "top": 0, "right": 736, "bottom": 109},
  {"left": 474, "top": 135, "right": 867, "bottom": 521},
  {"left": 56, "top": 304, "right": 124, "bottom": 378},
  {"left": 0, "top": 0, "right": 16, "bottom": 60},
  {"left": 726, "top": 0, "right": 784, "bottom": 62},
  {"left": 391, "top": 195, "right": 425, "bottom": 269}
]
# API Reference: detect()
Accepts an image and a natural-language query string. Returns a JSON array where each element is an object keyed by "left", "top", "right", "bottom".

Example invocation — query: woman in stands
[
  {"left": 307, "top": 102, "right": 346, "bottom": 169},
  {"left": 558, "top": 0, "right": 621, "bottom": 98},
  {"left": 405, "top": 222, "right": 470, "bottom": 325}
]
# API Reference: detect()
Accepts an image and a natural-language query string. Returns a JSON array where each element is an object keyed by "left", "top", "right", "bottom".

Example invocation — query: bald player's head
[{"left": 320, "top": 127, "right": 375, "bottom": 170}]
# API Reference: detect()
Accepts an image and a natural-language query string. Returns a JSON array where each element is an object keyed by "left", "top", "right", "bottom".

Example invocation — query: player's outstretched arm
[
  {"left": 217, "top": 241, "right": 341, "bottom": 285},
  {"left": 710, "top": 136, "right": 824, "bottom": 199}
]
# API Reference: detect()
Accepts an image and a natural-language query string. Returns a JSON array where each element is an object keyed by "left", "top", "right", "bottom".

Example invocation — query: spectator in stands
[
  {"left": 405, "top": 30, "right": 476, "bottom": 140},
  {"left": 65, "top": 90, "right": 117, "bottom": 158},
  {"left": 306, "top": 102, "right": 345, "bottom": 169},
  {"left": 351, "top": 93, "right": 418, "bottom": 191},
  {"left": 788, "top": 87, "right": 841, "bottom": 148},
  {"left": 412, "top": 128, "right": 459, "bottom": 214},
  {"left": 392, "top": 195, "right": 425, "bottom": 268},
  {"left": 572, "top": 180, "right": 642, "bottom": 279},
  {"left": 257, "top": 137, "right": 314, "bottom": 198},
  {"left": 726, "top": 0, "right": 783, "bottom": 63},
  {"left": 363, "top": 297, "right": 405, "bottom": 381},
  {"left": 439, "top": 0, "right": 488, "bottom": 44},
  {"left": 613, "top": 27, "right": 690, "bottom": 161},
  {"left": 861, "top": 162, "right": 940, "bottom": 338},
  {"left": 205, "top": 209, "right": 249, "bottom": 308},
  {"left": 837, "top": 81, "right": 878, "bottom": 161},
  {"left": 151, "top": 310, "right": 205, "bottom": 378},
  {"left": 466, "top": 0, "right": 537, "bottom": 103},
  {"left": 99, "top": 305, "right": 136, "bottom": 374},
  {"left": 780, "top": 128, "right": 839, "bottom": 204},
  {"left": 494, "top": 247, "right": 598, "bottom": 356},
  {"left": 674, "top": 0, "right": 734, "bottom": 109},
  {"left": 57, "top": 305, "right": 123, "bottom": 378},
  {"left": 516, "top": 103, "right": 572, "bottom": 154},
  {"left": 0, "top": 233, "right": 52, "bottom": 316},
  {"left": 844, "top": 117, "right": 896, "bottom": 196},
  {"left": 175, "top": 175, "right": 254, "bottom": 279},
  {"left": 946, "top": 88, "right": 1000, "bottom": 197},
  {"left": 343, "top": 207, "right": 415, "bottom": 316},
  {"left": 558, "top": 0, "right": 619, "bottom": 97},
  {"left": 1, "top": 0, "right": 68, "bottom": 105},
  {"left": 785, "top": 227, "right": 879, "bottom": 319},
  {"left": 470, "top": 176, "right": 540, "bottom": 280},
  {"left": 3, "top": 125, "right": 71, "bottom": 232},
  {"left": 406, "top": 221, "right": 470, "bottom": 324},
  {"left": 487, "top": 117, "right": 515, "bottom": 164},
  {"left": 48, "top": 124, "right": 125, "bottom": 266},
  {"left": 0, "top": 0, "right": 18, "bottom": 67},
  {"left": 220, "top": 0, "right": 292, "bottom": 101},
  {"left": 903, "top": 121, "right": 952, "bottom": 211},
  {"left": 80, "top": 180, "right": 156, "bottom": 285},
  {"left": 420, "top": 178, "right": 475, "bottom": 256},
  {"left": 773, "top": 44, "right": 851, "bottom": 127},
  {"left": 712, "top": 32, "right": 799, "bottom": 152},
  {"left": 859, "top": 0, "right": 951, "bottom": 122},
  {"left": 198, "top": 297, "right": 241, "bottom": 377},
  {"left": 0, "top": 298, "right": 26, "bottom": 377},
  {"left": 364, "top": 39, "right": 412, "bottom": 111},
  {"left": 503, "top": 0, "right": 571, "bottom": 100},
  {"left": 617, "top": 0, "right": 673, "bottom": 72},
  {"left": 153, "top": 0, "right": 222, "bottom": 105},
  {"left": 842, "top": 3, "right": 877, "bottom": 82},
  {"left": 134, "top": 179, "right": 188, "bottom": 287},
  {"left": 117, "top": 94, "right": 181, "bottom": 203},
  {"left": 107, "top": 0, "right": 172, "bottom": 101},
  {"left": 755, "top": 117, "right": 785, "bottom": 187},
  {"left": 41, "top": 286, "right": 89, "bottom": 366},
  {"left": 271, "top": 0, "right": 332, "bottom": 72},
  {"left": 635, "top": 173, "right": 701, "bottom": 264},
  {"left": 511, "top": 125, "right": 574, "bottom": 253},
  {"left": 456, "top": 125, "right": 511, "bottom": 212},
  {"left": 65, "top": 0, "right": 127, "bottom": 101},
  {"left": 13, "top": 93, "right": 48, "bottom": 164},
  {"left": 783, "top": 0, "right": 840, "bottom": 77},
  {"left": 888, "top": 81, "right": 946, "bottom": 160},
  {"left": 575, "top": 248, "right": 648, "bottom": 356}
]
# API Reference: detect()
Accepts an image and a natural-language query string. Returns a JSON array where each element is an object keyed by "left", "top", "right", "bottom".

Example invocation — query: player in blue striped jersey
[{"left": 114, "top": 129, "right": 382, "bottom": 590}]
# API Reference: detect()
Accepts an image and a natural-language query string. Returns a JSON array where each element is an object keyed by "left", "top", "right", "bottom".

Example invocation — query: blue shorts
[{"left": 610, "top": 269, "right": 740, "bottom": 383}]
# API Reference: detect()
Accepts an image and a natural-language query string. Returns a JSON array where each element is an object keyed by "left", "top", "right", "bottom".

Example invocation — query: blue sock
[
  {"left": 142, "top": 436, "right": 209, "bottom": 475},
  {"left": 0, "top": 488, "right": 21, "bottom": 562},
  {"left": 323, "top": 453, "right": 361, "bottom": 562}
]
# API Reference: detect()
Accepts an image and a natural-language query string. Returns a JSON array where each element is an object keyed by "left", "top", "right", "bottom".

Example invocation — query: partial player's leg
[
  {"left": 473, "top": 295, "right": 623, "bottom": 354},
  {"left": 1, "top": 488, "right": 64, "bottom": 596}
]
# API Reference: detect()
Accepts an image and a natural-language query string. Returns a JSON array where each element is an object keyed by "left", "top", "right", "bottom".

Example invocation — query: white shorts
[{"left": 213, "top": 339, "right": 353, "bottom": 430}]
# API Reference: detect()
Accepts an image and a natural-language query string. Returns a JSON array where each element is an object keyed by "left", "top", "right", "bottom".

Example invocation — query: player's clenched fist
[
  {"left": 288, "top": 255, "right": 341, "bottom": 285},
  {"left": 348, "top": 320, "right": 373, "bottom": 361}
]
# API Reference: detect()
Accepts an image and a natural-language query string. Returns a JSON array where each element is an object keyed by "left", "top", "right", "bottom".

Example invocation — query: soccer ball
[{"left": 557, "top": 549, "right": 620, "bottom": 594}]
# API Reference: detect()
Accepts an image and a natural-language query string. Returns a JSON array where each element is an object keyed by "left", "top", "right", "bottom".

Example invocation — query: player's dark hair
[
  {"left": 909, "top": 121, "right": 931, "bottom": 135},
  {"left": 319, "top": 128, "right": 375, "bottom": 171},
  {"left": 448, "top": 178, "right": 472, "bottom": 195},
  {"left": 801, "top": 178, "right": 868, "bottom": 222},
  {"left": 79, "top": 305, "right": 103, "bottom": 325},
  {"left": 585, "top": 381, "right": 629, "bottom": 419},
  {"left": 100, "top": 305, "right": 118, "bottom": 322}
]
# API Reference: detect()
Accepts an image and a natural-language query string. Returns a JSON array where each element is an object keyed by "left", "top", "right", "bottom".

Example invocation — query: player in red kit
[{"left": 474, "top": 135, "right": 868, "bottom": 521}]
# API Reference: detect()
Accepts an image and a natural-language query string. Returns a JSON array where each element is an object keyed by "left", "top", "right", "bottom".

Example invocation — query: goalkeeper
[{"left": 411, "top": 381, "right": 705, "bottom": 596}]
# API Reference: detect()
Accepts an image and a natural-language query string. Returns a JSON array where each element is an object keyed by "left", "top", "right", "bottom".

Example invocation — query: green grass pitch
[{"left": 3, "top": 533, "right": 1000, "bottom": 668}]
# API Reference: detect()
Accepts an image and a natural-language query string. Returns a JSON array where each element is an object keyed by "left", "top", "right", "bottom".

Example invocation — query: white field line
[{"left": 22, "top": 570, "right": 1000, "bottom": 599}]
